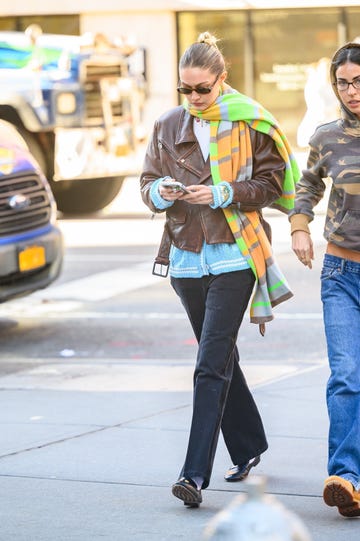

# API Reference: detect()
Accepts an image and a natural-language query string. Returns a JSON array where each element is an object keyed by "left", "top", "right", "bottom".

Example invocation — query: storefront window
[
  {"left": 178, "top": 7, "right": 360, "bottom": 149},
  {"left": 0, "top": 15, "right": 79, "bottom": 35},
  {"left": 251, "top": 9, "right": 340, "bottom": 147},
  {"left": 347, "top": 8, "right": 360, "bottom": 42},
  {"left": 177, "top": 11, "right": 246, "bottom": 94}
]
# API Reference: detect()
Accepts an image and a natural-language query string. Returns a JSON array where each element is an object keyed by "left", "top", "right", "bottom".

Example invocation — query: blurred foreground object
[{"left": 203, "top": 476, "right": 312, "bottom": 541}]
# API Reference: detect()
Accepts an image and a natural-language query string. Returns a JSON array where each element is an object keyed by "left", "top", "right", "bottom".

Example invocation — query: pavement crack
[
  {"left": 0, "top": 404, "right": 190, "bottom": 460},
  {"left": 0, "top": 473, "right": 324, "bottom": 501}
]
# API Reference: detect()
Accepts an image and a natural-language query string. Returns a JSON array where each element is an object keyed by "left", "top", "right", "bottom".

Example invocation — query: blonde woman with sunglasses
[{"left": 140, "top": 31, "right": 299, "bottom": 508}]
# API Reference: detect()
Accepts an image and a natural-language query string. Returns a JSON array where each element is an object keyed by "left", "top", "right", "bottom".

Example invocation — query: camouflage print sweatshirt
[
  {"left": 290, "top": 41, "right": 360, "bottom": 253},
  {"left": 289, "top": 114, "right": 360, "bottom": 253}
]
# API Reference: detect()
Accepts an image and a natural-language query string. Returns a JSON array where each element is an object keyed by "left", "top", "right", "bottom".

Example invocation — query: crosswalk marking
[
  {"left": 34, "top": 262, "right": 160, "bottom": 302},
  {"left": 0, "top": 305, "right": 322, "bottom": 320},
  {"left": 0, "top": 259, "right": 322, "bottom": 320}
]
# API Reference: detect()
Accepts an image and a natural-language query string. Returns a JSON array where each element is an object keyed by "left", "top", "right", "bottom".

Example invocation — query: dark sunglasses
[{"left": 177, "top": 74, "right": 219, "bottom": 95}]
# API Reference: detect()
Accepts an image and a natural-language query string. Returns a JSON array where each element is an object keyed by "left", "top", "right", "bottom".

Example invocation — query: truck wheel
[{"left": 50, "top": 177, "right": 125, "bottom": 214}]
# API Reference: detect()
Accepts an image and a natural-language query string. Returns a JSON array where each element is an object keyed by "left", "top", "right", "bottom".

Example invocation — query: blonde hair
[
  {"left": 179, "top": 31, "right": 226, "bottom": 77},
  {"left": 198, "top": 31, "right": 219, "bottom": 48}
]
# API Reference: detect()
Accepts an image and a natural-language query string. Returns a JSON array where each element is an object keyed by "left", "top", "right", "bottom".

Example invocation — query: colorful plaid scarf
[{"left": 185, "top": 88, "right": 301, "bottom": 330}]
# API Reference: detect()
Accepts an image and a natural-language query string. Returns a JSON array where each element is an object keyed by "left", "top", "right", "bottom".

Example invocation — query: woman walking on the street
[
  {"left": 141, "top": 32, "right": 299, "bottom": 508},
  {"left": 290, "top": 41, "right": 360, "bottom": 518}
]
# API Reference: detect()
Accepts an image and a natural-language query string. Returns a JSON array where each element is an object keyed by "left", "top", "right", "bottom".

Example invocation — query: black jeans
[{"left": 171, "top": 270, "right": 268, "bottom": 489}]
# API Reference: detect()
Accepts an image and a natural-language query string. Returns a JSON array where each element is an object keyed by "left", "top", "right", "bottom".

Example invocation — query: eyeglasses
[
  {"left": 177, "top": 74, "right": 219, "bottom": 95},
  {"left": 334, "top": 76, "right": 360, "bottom": 91}
]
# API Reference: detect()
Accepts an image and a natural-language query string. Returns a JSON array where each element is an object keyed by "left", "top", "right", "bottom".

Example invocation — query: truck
[
  {"left": 0, "top": 25, "right": 146, "bottom": 214},
  {"left": 0, "top": 119, "right": 63, "bottom": 302}
]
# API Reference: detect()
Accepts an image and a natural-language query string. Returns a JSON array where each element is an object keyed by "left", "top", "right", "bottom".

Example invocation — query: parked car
[{"left": 0, "top": 120, "right": 63, "bottom": 302}]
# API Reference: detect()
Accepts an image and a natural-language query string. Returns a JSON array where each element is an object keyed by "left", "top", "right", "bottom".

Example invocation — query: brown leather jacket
[{"left": 140, "top": 106, "right": 285, "bottom": 262}]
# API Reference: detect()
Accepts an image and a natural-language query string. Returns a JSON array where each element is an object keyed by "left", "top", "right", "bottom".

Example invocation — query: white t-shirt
[{"left": 193, "top": 117, "right": 210, "bottom": 161}]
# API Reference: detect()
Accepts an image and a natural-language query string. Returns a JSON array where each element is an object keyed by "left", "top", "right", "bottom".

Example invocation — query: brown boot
[{"left": 323, "top": 476, "right": 360, "bottom": 517}]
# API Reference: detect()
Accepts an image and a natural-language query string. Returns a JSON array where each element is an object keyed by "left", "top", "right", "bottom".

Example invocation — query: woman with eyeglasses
[
  {"left": 140, "top": 32, "right": 299, "bottom": 508},
  {"left": 290, "top": 42, "right": 360, "bottom": 518}
]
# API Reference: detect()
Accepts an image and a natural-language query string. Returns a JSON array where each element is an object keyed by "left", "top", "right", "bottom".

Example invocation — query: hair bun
[{"left": 197, "top": 32, "right": 219, "bottom": 48}]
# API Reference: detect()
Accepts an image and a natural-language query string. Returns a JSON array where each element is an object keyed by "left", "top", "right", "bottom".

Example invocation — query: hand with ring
[{"left": 291, "top": 230, "right": 314, "bottom": 269}]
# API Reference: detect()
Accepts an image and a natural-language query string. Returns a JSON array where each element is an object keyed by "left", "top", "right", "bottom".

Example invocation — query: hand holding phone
[{"left": 161, "top": 178, "right": 190, "bottom": 194}]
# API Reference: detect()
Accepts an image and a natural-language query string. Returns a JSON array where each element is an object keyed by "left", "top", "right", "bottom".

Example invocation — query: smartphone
[{"left": 161, "top": 178, "right": 190, "bottom": 194}]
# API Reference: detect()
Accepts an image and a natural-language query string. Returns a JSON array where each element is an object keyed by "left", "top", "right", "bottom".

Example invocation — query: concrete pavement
[{"left": 0, "top": 353, "right": 358, "bottom": 540}]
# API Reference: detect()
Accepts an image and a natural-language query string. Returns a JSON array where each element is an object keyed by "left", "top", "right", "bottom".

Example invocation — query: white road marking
[
  {"left": 14, "top": 263, "right": 159, "bottom": 304},
  {"left": 65, "top": 254, "right": 152, "bottom": 262},
  {"left": 0, "top": 208, "right": 325, "bottom": 319},
  {"left": 58, "top": 216, "right": 165, "bottom": 247},
  {"left": 0, "top": 305, "right": 322, "bottom": 320}
]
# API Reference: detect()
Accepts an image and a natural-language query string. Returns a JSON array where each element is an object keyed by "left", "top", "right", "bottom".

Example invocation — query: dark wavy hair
[{"left": 330, "top": 42, "right": 360, "bottom": 87}]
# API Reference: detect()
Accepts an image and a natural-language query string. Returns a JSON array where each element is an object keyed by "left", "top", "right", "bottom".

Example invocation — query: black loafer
[
  {"left": 224, "top": 455, "right": 261, "bottom": 482},
  {"left": 172, "top": 477, "right": 202, "bottom": 508}
]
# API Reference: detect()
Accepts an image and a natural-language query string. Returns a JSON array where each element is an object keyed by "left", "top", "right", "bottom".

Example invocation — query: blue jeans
[
  {"left": 321, "top": 254, "right": 360, "bottom": 490},
  {"left": 171, "top": 270, "right": 268, "bottom": 489}
]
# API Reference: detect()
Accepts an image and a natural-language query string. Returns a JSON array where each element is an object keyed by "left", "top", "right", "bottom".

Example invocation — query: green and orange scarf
[{"left": 185, "top": 87, "right": 301, "bottom": 330}]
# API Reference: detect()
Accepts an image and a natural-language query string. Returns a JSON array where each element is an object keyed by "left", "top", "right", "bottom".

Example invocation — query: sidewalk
[{"left": 0, "top": 353, "right": 359, "bottom": 540}]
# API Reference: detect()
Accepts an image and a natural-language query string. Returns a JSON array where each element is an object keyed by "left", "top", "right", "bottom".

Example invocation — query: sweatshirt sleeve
[{"left": 288, "top": 136, "right": 328, "bottom": 232}]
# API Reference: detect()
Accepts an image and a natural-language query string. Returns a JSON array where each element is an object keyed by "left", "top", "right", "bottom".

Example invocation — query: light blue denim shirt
[{"left": 150, "top": 178, "right": 250, "bottom": 278}]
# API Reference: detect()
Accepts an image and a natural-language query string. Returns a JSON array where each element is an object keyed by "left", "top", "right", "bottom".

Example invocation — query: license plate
[{"left": 18, "top": 245, "right": 46, "bottom": 272}]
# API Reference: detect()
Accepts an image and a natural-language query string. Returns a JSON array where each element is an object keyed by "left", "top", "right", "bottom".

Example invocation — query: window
[
  {"left": 0, "top": 15, "right": 79, "bottom": 35},
  {"left": 177, "top": 7, "right": 360, "bottom": 148},
  {"left": 252, "top": 8, "right": 339, "bottom": 146},
  {"left": 347, "top": 8, "right": 360, "bottom": 43},
  {"left": 177, "top": 11, "right": 247, "bottom": 94}
]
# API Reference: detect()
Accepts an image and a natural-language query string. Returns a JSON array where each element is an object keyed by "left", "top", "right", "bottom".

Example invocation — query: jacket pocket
[{"left": 167, "top": 202, "right": 187, "bottom": 224}]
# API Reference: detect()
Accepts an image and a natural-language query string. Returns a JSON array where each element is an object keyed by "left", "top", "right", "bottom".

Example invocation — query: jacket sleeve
[
  {"left": 231, "top": 129, "right": 285, "bottom": 211},
  {"left": 139, "top": 120, "right": 165, "bottom": 214}
]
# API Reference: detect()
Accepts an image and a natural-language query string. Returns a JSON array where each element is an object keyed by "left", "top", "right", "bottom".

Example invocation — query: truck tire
[{"left": 50, "top": 177, "right": 125, "bottom": 214}]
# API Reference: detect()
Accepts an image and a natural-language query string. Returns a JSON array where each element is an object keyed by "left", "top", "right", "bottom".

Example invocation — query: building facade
[{"left": 0, "top": 2, "right": 359, "bottom": 148}]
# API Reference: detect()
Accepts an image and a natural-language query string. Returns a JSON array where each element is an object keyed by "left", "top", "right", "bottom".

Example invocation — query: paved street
[{"left": 0, "top": 180, "right": 358, "bottom": 540}]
